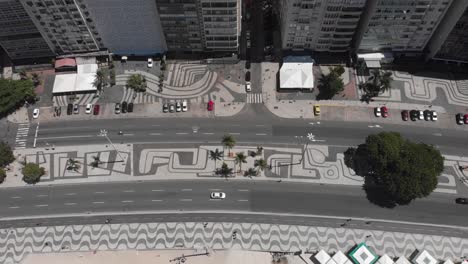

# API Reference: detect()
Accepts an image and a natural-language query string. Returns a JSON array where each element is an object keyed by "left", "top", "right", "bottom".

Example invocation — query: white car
[
  {"left": 374, "top": 107, "right": 381, "bottom": 117},
  {"left": 85, "top": 104, "right": 92, "bottom": 114},
  {"left": 245, "top": 81, "right": 252, "bottom": 92},
  {"left": 32, "top": 108, "right": 40, "bottom": 119},
  {"left": 418, "top": 110, "right": 424, "bottom": 120},
  {"left": 182, "top": 100, "right": 188, "bottom": 112},
  {"left": 147, "top": 58, "right": 153, "bottom": 68},
  {"left": 431, "top": 110, "right": 438, "bottom": 121},
  {"left": 175, "top": 101, "right": 182, "bottom": 112},
  {"left": 210, "top": 192, "right": 226, "bottom": 199}
]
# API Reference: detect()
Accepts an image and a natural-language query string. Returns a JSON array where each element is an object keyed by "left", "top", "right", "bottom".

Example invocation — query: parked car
[
  {"left": 147, "top": 58, "right": 153, "bottom": 68},
  {"left": 163, "top": 103, "right": 169, "bottom": 113},
  {"left": 455, "top": 198, "right": 468, "bottom": 204},
  {"left": 122, "top": 101, "right": 128, "bottom": 113},
  {"left": 381, "top": 106, "right": 388, "bottom": 118},
  {"left": 418, "top": 110, "right": 424, "bottom": 120},
  {"left": 374, "top": 107, "right": 381, "bottom": 117},
  {"left": 85, "top": 103, "right": 92, "bottom": 114},
  {"left": 32, "top": 108, "right": 40, "bottom": 119},
  {"left": 431, "top": 110, "right": 438, "bottom": 121},
  {"left": 127, "top": 102, "right": 134, "bottom": 113},
  {"left": 169, "top": 104, "right": 175, "bottom": 113},
  {"left": 410, "top": 110, "right": 418, "bottom": 121},
  {"left": 115, "top": 103, "right": 121, "bottom": 114},
  {"left": 68, "top": 103, "right": 74, "bottom": 115},
  {"left": 245, "top": 60, "right": 251, "bottom": 70},
  {"left": 314, "top": 105, "right": 320, "bottom": 116},
  {"left": 245, "top": 71, "right": 251, "bottom": 81},
  {"left": 456, "top": 113, "right": 464, "bottom": 125},
  {"left": 210, "top": 192, "right": 226, "bottom": 199},
  {"left": 464, "top": 114, "right": 468, "bottom": 124},
  {"left": 176, "top": 101, "right": 182, "bottom": 112},
  {"left": 182, "top": 100, "right": 188, "bottom": 112},
  {"left": 423, "top": 110, "right": 431, "bottom": 121},
  {"left": 245, "top": 81, "right": 252, "bottom": 92},
  {"left": 401, "top": 110, "right": 409, "bottom": 121},
  {"left": 207, "top": 101, "right": 214, "bottom": 111},
  {"left": 73, "top": 104, "right": 79, "bottom": 114},
  {"left": 93, "top": 104, "right": 100, "bottom": 115}
]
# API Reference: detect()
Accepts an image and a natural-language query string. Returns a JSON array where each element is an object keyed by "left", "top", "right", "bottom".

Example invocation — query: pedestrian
[
  {"left": 365, "top": 235, "right": 372, "bottom": 238},
  {"left": 365, "top": 221, "right": 372, "bottom": 225},
  {"left": 340, "top": 223, "right": 346, "bottom": 227},
  {"left": 346, "top": 218, "right": 351, "bottom": 222}
]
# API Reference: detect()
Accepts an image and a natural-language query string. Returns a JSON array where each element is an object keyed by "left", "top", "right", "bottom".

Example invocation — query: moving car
[
  {"left": 245, "top": 81, "right": 251, "bottom": 92},
  {"left": 85, "top": 104, "right": 92, "bottom": 114},
  {"left": 410, "top": 110, "right": 418, "bottom": 121},
  {"left": 314, "top": 105, "right": 320, "bottom": 116},
  {"left": 418, "top": 110, "right": 424, "bottom": 120},
  {"left": 67, "top": 103, "right": 74, "bottom": 115},
  {"left": 127, "top": 102, "right": 134, "bottom": 113},
  {"left": 401, "top": 110, "right": 409, "bottom": 121},
  {"left": 32, "top": 108, "right": 40, "bottom": 119},
  {"left": 147, "top": 58, "right": 153, "bottom": 68},
  {"left": 456, "top": 113, "right": 464, "bottom": 125},
  {"left": 73, "top": 104, "right": 79, "bottom": 114},
  {"left": 122, "top": 101, "right": 128, "bottom": 113},
  {"left": 381, "top": 106, "right": 388, "bottom": 118},
  {"left": 210, "top": 192, "right": 226, "bottom": 199},
  {"left": 163, "top": 103, "right": 169, "bottom": 113},
  {"left": 430, "top": 110, "right": 437, "bottom": 121},
  {"left": 176, "top": 101, "right": 182, "bottom": 112},
  {"left": 169, "top": 103, "right": 175, "bottom": 113},
  {"left": 423, "top": 110, "right": 431, "bottom": 121},
  {"left": 374, "top": 107, "right": 381, "bottom": 117},
  {"left": 182, "top": 100, "right": 188, "bottom": 112},
  {"left": 455, "top": 197, "right": 468, "bottom": 204},
  {"left": 115, "top": 103, "right": 121, "bottom": 114},
  {"left": 93, "top": 104, "right": 100, "bottom": 115}
]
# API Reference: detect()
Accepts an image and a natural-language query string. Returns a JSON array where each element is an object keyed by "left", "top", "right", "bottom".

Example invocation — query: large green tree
[
  {"left": 344, "top": 132, "right": 444, "bottom": 206},
  {"left": 0, "top": 79, "right": 35, "bottom": 117},
  {"left": 360, "top": 70, "right": 393, "bottom": 101},
  {"left": 234, "top": 152, "right": 247, "bottom": 172},
  {"left": 209, "top": 148, "right": 224, "bottom": 170},
  {"left": 316, "top": 66, "right": 345, "bottom": 100},
  {"left": 126, "top": 74, "right": 147, "bottom": 93},
  {"left": 0, "top": 141, "right": 15, "bottom": 167},
  {"left": 93, "top": 68, "right": 109, "bottom": 91},
  {"left": 221, "top": 135, "right": 236, "bottom": 156},
  {"left": 22, "top": 163, "right": 45, "bottom": 184}
]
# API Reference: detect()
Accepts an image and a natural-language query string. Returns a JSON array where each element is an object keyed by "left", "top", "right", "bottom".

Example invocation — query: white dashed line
[
  {"left": 149, "top": 133, "right": 162, "bottom": 136},
  {"left": 229, "top": 132, "right": 240, "bottom": 135},
  {"left": 151, "top": 200, "right": 163, "bottom": 202},
  {"left": 94, "top": 191, "right": 105, "bottom": 194},
  {"left": 256, "top": 133, "right": 267, "bottom": 136},
  {"left": 65, "top": 193, "right": 76, "bottom": 196},
  {"left": 123, "top": 190, "right": 134, "bottom": 193},
  {"left": 152, "top": 189, "right": 164, "bottom": 192},
  {"left": 11, "top": 196, "right": 21, "bottom": 199},
  {"left": 9, "top": 206, "right": 20, "bottom": 209},
  {"left": 121, "top": 200, "right": 134, "bottom": 203},
  {"left": 209, "top": 189, "right": 221, "bottom": 191},
  {"left": 181, "top": 189, "right": 192, "bottom": 191},
  {"left": 180, "top": 199, "right": 192, "bottom": 202},
  {"left": 93, "top": 201, "right": 105, "bottom": 204},
  {"left": 35, "top": 204, "right": 48, "bottom": 207},
  {"left": 64, "top": 203, "right": 77, "bottom": 206},
  {"left": 203, "top": 133, "right": 214, "bottom": 135},
  {"left": 36, "top": 194, "right": 48, "bottom": 197},
  {"left": 238, "top": 189, "right": 249, "bottom": 192},
  {"left": 176, "top": 132, "right": 188, "bottom": 135},
  {"left": 237, "top": 200, "right": 249, "bottom": 202}
]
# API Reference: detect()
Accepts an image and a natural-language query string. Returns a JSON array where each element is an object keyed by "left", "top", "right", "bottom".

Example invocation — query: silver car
[{"left": 210, "top": 192, "right": 226, "bottom": 199}]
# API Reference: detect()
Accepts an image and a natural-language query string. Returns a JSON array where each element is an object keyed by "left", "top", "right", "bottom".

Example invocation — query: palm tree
[
  {"left": 90, "top": 155, "right": 102, "bottom": 168},
  {"left": 234, "top": 152, "right": 247, "bottom": 173},
  {"left": 31, "top": 73, "right": 40, "bottom": 86},
  {"left": 216, "top": 162, "right": 233, "bottom": 179},
  {"left": 256, "top": 146, "right": 263, "bottom": 156},
  {"left": 254, "top": 158, "right": 268, "bottom": 172},
  {"left": 209, "top": 148, "right": 224, "bottom": 170},
  {"left": 66, "top": 158, "right": 80, "bottom": 172},
  {"left": 244, "top": 168, "right": 258, "bottom": 179},
  {"left": 361, "top": 70, "right": 393, "bottom": 99},
  {"left": 93, "top": 68, "right": 109, "bottom": 91},
  {"left": 221, "top": 135, "right": 236, "bottom": 156}
]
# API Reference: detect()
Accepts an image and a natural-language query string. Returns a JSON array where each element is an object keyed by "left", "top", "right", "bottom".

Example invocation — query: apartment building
[
  {"left": 357, "top": 0, "right": 453, "bottom": 56},
  {"left": 279, "top": 0, "right": 367, "bottom": 52},
  {"left": 0, "top": 0, "right": 53, "bottom": 60},
  {"left": 156, "top": 0, "right": 241, "bottom": 52}
]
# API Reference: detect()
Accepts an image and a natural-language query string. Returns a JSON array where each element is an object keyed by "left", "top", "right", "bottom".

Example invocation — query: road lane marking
[
  {"left": 237, "top": 200, "right": 249, "bottom": 202},
  {"left": 238, "top": 189, "right": 249, "bottom": 192},
  {"left": 36, "top": 194, "right": 48, "bottom": 197},
  {"left": 149, "top": 133, "right": 162, "bottom": 136},
  {"left": 33, "top": 123, "right": 39, "bottom": 148},
  {"left": 64, "top": 203, "right": 77, "bottom": 206},
  {"left": 151, "top": 200, "right": 163, "bottom": 202},
  {"left": 203, "top": 133, "right": 214, "bottom": 135},
  {"left": 37, "top": 135, "right": 93, "bottom": 140},
  {"left": 256, "top": 133, "right": 267, "bottom": 136},
  {"left": 121, "top": 200, "right": 134, "bottom": 203},
  {"left": 35, "top": 204, "right": 48, "bottom": 207},
  {"left": 209, "top": 189, "right": 221, "bottom": 191},
  {"left": 93, "top": 201, "right": 105, "bottom": 204},
  {"left": 123, "top": 190, "right": 135, "bottom": 193},
  {"left": 94, "top": 191, "right": 105, "bottom": 194},
  {"left": 9, "top": 206, "right": 20, "bottom": 209},
  {"left": 180, "top": 199, "right": 192, "bottom": 202},
  {"left": 65, "top": 193, "right": 76, "bottom": 196},
  {"left": 181, "top": 189, "right": 192, "bottom": 191},
  {"left": 255, "top": 125, "right": 266, "bottom": 127},
  {"left": 123, "top": 133, "right": 134, "bottom": 136},
  {"left": 176, "top": 132, "right": 188, "bottom": 135},
  {"left": 11, "top": 196, "right": 21, "bottom": 199},
  {"left": 229, "top": 132, "right": 240, "bottom": 135},
  {"left": 152, "top": 189, "right": 164, "bottom": 192}
]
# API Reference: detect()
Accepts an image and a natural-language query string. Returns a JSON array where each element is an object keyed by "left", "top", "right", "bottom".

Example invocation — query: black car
[
  {"left": 245, "top": 60, "right": 251, "bottom": 69},
  {"left": 67, "top": 103, "right": 73, "bottom": 115},
  {"left": 245, "top": 71, "right": 251, "bottom": 82},
  {"left": 127, "top": 102, "right": 134, "bottom": 113},
  {"left": 122, "top": 101, "right": 128, "bottom": 113},
  {"left": 456, "top": 198, "right": 468, "bottom": 204},
  {"left": 423, "top": 110, "right": 431, "bottom": 121},
  {"left": 401, "top": 110, "right": 409, "bottom": 121},
  {"left": 410, "top": 110, "right": 418, "bottom": 121}
]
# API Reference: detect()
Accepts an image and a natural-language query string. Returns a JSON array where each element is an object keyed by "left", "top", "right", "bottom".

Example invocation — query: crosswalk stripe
[{"left": 246, "top": 93, "right": 263, "bottom": 104}]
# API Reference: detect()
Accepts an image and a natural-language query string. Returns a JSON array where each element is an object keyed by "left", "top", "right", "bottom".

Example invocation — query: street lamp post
[{"left": 99, "top": 129, "right": 125, "bottom": 163}]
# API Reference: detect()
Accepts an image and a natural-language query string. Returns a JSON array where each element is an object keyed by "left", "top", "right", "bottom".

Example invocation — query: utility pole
[{"left": 99, "top": 129, "right": 125, "bottom": 163}]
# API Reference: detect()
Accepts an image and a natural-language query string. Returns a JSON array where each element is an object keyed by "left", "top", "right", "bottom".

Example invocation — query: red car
[
  {"left": 93, "top": 104, "right": 100, "bottom": 115},
  {"left": 401, "top": 110, "right": 409, "bottom": 121},
  {"left": 207, "top": 101, "right": 214, "bottom": 111},
  {"left": 381, "top": 106, "right": 388, "bottom": 118},
  {"left": 464, "top": 114, "right": 468, "bottom": 124}
]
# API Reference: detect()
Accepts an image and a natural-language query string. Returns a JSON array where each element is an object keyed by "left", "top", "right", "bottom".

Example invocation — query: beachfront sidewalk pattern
[
  {"left": 3, "top": 144, "right": 463, "bottom": 194},
  {"left": 1, "top": 221, "right": 468, "bottom": 264}
]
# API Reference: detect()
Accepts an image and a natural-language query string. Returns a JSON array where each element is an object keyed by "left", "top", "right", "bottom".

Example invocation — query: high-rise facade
[
  {"left": 0, "top": 0, "right": 53, "bottom": 60},
  {"left": 357, "top": 0, "right": 453, "bottom": 56},
  {"left": 280, "top": 0, "right": 367, "bottom": 52}
]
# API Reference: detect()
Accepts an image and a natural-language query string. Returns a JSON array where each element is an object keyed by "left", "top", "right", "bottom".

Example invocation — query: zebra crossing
[
  {"left": 15, "top": 123, "right": 30, "bottom": 149},
  {"left": 246, "top": 93, "right": 263, "bottom": 104},
  {"left": 53, "top": 93, "right": 99, "bottom": 106}
]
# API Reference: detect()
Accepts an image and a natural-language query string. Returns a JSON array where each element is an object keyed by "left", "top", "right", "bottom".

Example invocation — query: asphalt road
[
  {"left": 1, "top": 180, "right": 468, "bottom": 236},
  {"left": 28, "top": 115, "right": 468, "bottom": 155}
]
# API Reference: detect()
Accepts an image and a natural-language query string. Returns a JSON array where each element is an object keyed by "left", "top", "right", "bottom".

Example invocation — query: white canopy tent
[
  {"left": 280, "top": 56, "right": 314, "bottom": 90},
  {"left": 52, "top": 57, "right": 98, "bottom": 94}
]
